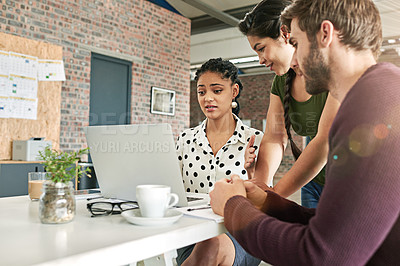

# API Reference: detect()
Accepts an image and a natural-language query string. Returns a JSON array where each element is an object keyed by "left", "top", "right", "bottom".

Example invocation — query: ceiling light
[
  {"left": 190, "top": 56, "right": 259, "bottom": 70},
  {"left": 190, "top": 63, "right": 203, "bottom": 70},
  {"left": 229, "top": 56, "right": 259, "bottom": 64}
]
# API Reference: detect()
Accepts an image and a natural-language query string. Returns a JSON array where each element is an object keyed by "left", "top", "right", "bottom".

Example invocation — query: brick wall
[{"left": 0, "top": 0, "right": 191, "bottom": 152}]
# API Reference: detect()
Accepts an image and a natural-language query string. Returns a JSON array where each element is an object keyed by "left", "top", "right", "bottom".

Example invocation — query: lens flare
[
  {"left": 349, "top": 140, "right": 362, "bottom": 154},
  {"left": 373, "top": 124, "right": 390, "bottom": 139},
  {"left": 348, "top": 124, "right": 383, "bottom": 157},
  {"left": 330, "top": 146, "right": 349, "bottom": 166}
]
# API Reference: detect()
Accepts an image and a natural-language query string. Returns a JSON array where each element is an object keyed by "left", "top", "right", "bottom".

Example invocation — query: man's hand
[
  {"left": 244, "top": 135, "right": 257, "bottom": 179},
  {"left": 244, "top": 181, "right": 268, "bottom": 210},
  {"left": 210, "top": 175, "right": 246, "bottom": 216}
]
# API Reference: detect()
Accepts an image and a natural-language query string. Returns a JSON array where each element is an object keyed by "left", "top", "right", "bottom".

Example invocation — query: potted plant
[{"left": 38, "top": 146, "right": 90, "bottom": 224}]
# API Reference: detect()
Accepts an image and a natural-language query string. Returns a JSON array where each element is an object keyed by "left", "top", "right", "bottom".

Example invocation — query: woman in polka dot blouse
[
  {"left": 175, "top": 58, "right": 263, "bottom": 266},
  {"left": 176, "top": 58, "right": 263, "bottom": 193}
]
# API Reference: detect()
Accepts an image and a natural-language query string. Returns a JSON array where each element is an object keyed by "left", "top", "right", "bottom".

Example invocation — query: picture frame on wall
[{"left": 150, "top": 86, "right": 176, "bottom": 116}]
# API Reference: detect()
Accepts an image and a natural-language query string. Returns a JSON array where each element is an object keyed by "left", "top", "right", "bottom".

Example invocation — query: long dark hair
[
  {"left": 238, "top": 0, "right": 291, "bottom": 39},
  {"left": 239, "top": 0, "right": 302, "bottom": 160},
  {"left": 284, "top": 68, "right": 301, "bottom": 160},
  {"left": 194, "top": 58, "right": 243, "bottom": 116}
]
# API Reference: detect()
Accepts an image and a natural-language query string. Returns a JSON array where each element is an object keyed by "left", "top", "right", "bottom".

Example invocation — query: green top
[{"left": 271, "top": 74, "right": 328, "bottom": 186}]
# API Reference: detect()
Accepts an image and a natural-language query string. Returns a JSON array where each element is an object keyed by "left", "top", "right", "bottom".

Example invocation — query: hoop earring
[
  {"left": 231, "top": 101, "right": 238, "bottom": 109},
  {"left": 282, "top": 32, "right": 290, "bottom": 44},
  {"left": 283, "top": 35, "right": 288, "bottom": 44}
]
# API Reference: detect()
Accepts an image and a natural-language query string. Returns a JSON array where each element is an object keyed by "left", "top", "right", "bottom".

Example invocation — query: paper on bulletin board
[
  {"left": 9, "top": 52, "right": 38, "bottom": 79},
  {"left": 38, "top": 59, "right": 66, "bottom": 81},
  {"left": 7, "top": 73, "right": 38, "bottom": 120},
  {"left": 0, "top": 96, "right": 9, "bottom": 118},
  {"left": 9, "top": 74, "right": 38, "bottom": 99},
  {"left": 0, "top": 50, "right": 9, "bottom": 76},
  {"left": 0, "top": 74, "right": 10, "bottom": 118},
  {"left": 8, "top": 97, "right": 37, "bottom": 120},
  {"left": 0, "top": 74, "right": 9, "bottom": 97}
]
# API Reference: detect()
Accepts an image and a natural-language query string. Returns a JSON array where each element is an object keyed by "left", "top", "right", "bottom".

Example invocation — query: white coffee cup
[{"left": 136, "top": 185, "right": 179, "bottom": 218}]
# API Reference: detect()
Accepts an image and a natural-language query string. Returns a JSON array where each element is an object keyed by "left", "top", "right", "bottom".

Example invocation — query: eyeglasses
[{"left": 87, "top": 201, "right": 138, "bottom": 217}]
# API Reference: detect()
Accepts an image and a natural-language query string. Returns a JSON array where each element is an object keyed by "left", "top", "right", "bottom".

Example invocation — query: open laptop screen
[{"left": 83, "top": 124, "right": 195, "bottom": 206}]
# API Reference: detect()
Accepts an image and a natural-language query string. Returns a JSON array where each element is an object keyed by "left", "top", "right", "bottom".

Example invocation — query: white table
[{"left": 0, "top": 196, "right": 226, "bottom": 266}]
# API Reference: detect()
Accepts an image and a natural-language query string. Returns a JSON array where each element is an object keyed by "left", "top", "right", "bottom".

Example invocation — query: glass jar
[{"left": 39, "top": 181, "right": 76, "bottom": 224}]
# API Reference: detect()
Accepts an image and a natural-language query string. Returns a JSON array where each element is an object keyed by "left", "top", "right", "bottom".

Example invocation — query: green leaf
[{"left": 38, "top": 147, "right": 90, "bottom": 184}]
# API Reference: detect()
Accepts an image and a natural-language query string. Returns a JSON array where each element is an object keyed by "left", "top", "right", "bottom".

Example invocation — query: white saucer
[{"left": 122, "top": 209, "right": 183, "bottom": 226}]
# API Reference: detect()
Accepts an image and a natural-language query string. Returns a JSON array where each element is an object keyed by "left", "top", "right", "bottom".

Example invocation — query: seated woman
[{"left": 176, "top": 58, "right": 263, "bottom": 266}]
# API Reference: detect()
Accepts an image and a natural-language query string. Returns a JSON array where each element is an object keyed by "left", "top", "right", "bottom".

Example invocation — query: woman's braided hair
[
  {"left": 194, "top": 58, "right": 243, "bottom": 116},
  {"left": 283, "top": 68, "right": 302, "bottom": 160},
  {"left": 239, "top": 0, "right": 302, "bottom": 160}
]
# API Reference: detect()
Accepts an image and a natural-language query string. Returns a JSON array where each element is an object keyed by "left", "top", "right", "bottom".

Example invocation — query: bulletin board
[{"left": 0, "top": 32, "right": 62, "bottom": 160}]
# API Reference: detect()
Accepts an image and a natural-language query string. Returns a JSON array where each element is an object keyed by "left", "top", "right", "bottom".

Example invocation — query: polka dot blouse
[{"left": 176, "top": 115, "right": 263, "bottom": 194}]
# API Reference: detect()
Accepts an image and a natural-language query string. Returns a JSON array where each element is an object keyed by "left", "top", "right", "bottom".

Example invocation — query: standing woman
[
  {"left": 176, "top": 58, "right": 263, "bottom": 265},
  {"left": 241, "top": 0, "right": 340, "bottom": 208}
]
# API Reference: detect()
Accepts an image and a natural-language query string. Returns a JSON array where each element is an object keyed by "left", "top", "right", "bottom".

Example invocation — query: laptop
[{"left": 83, "top": 123, "right": 208, "bottom": 207}]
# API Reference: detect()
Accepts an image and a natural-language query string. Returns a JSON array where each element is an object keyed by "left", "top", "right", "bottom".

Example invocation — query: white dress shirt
[{"left": 176, "top": 115, "right": 263, "bottom": 193}]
